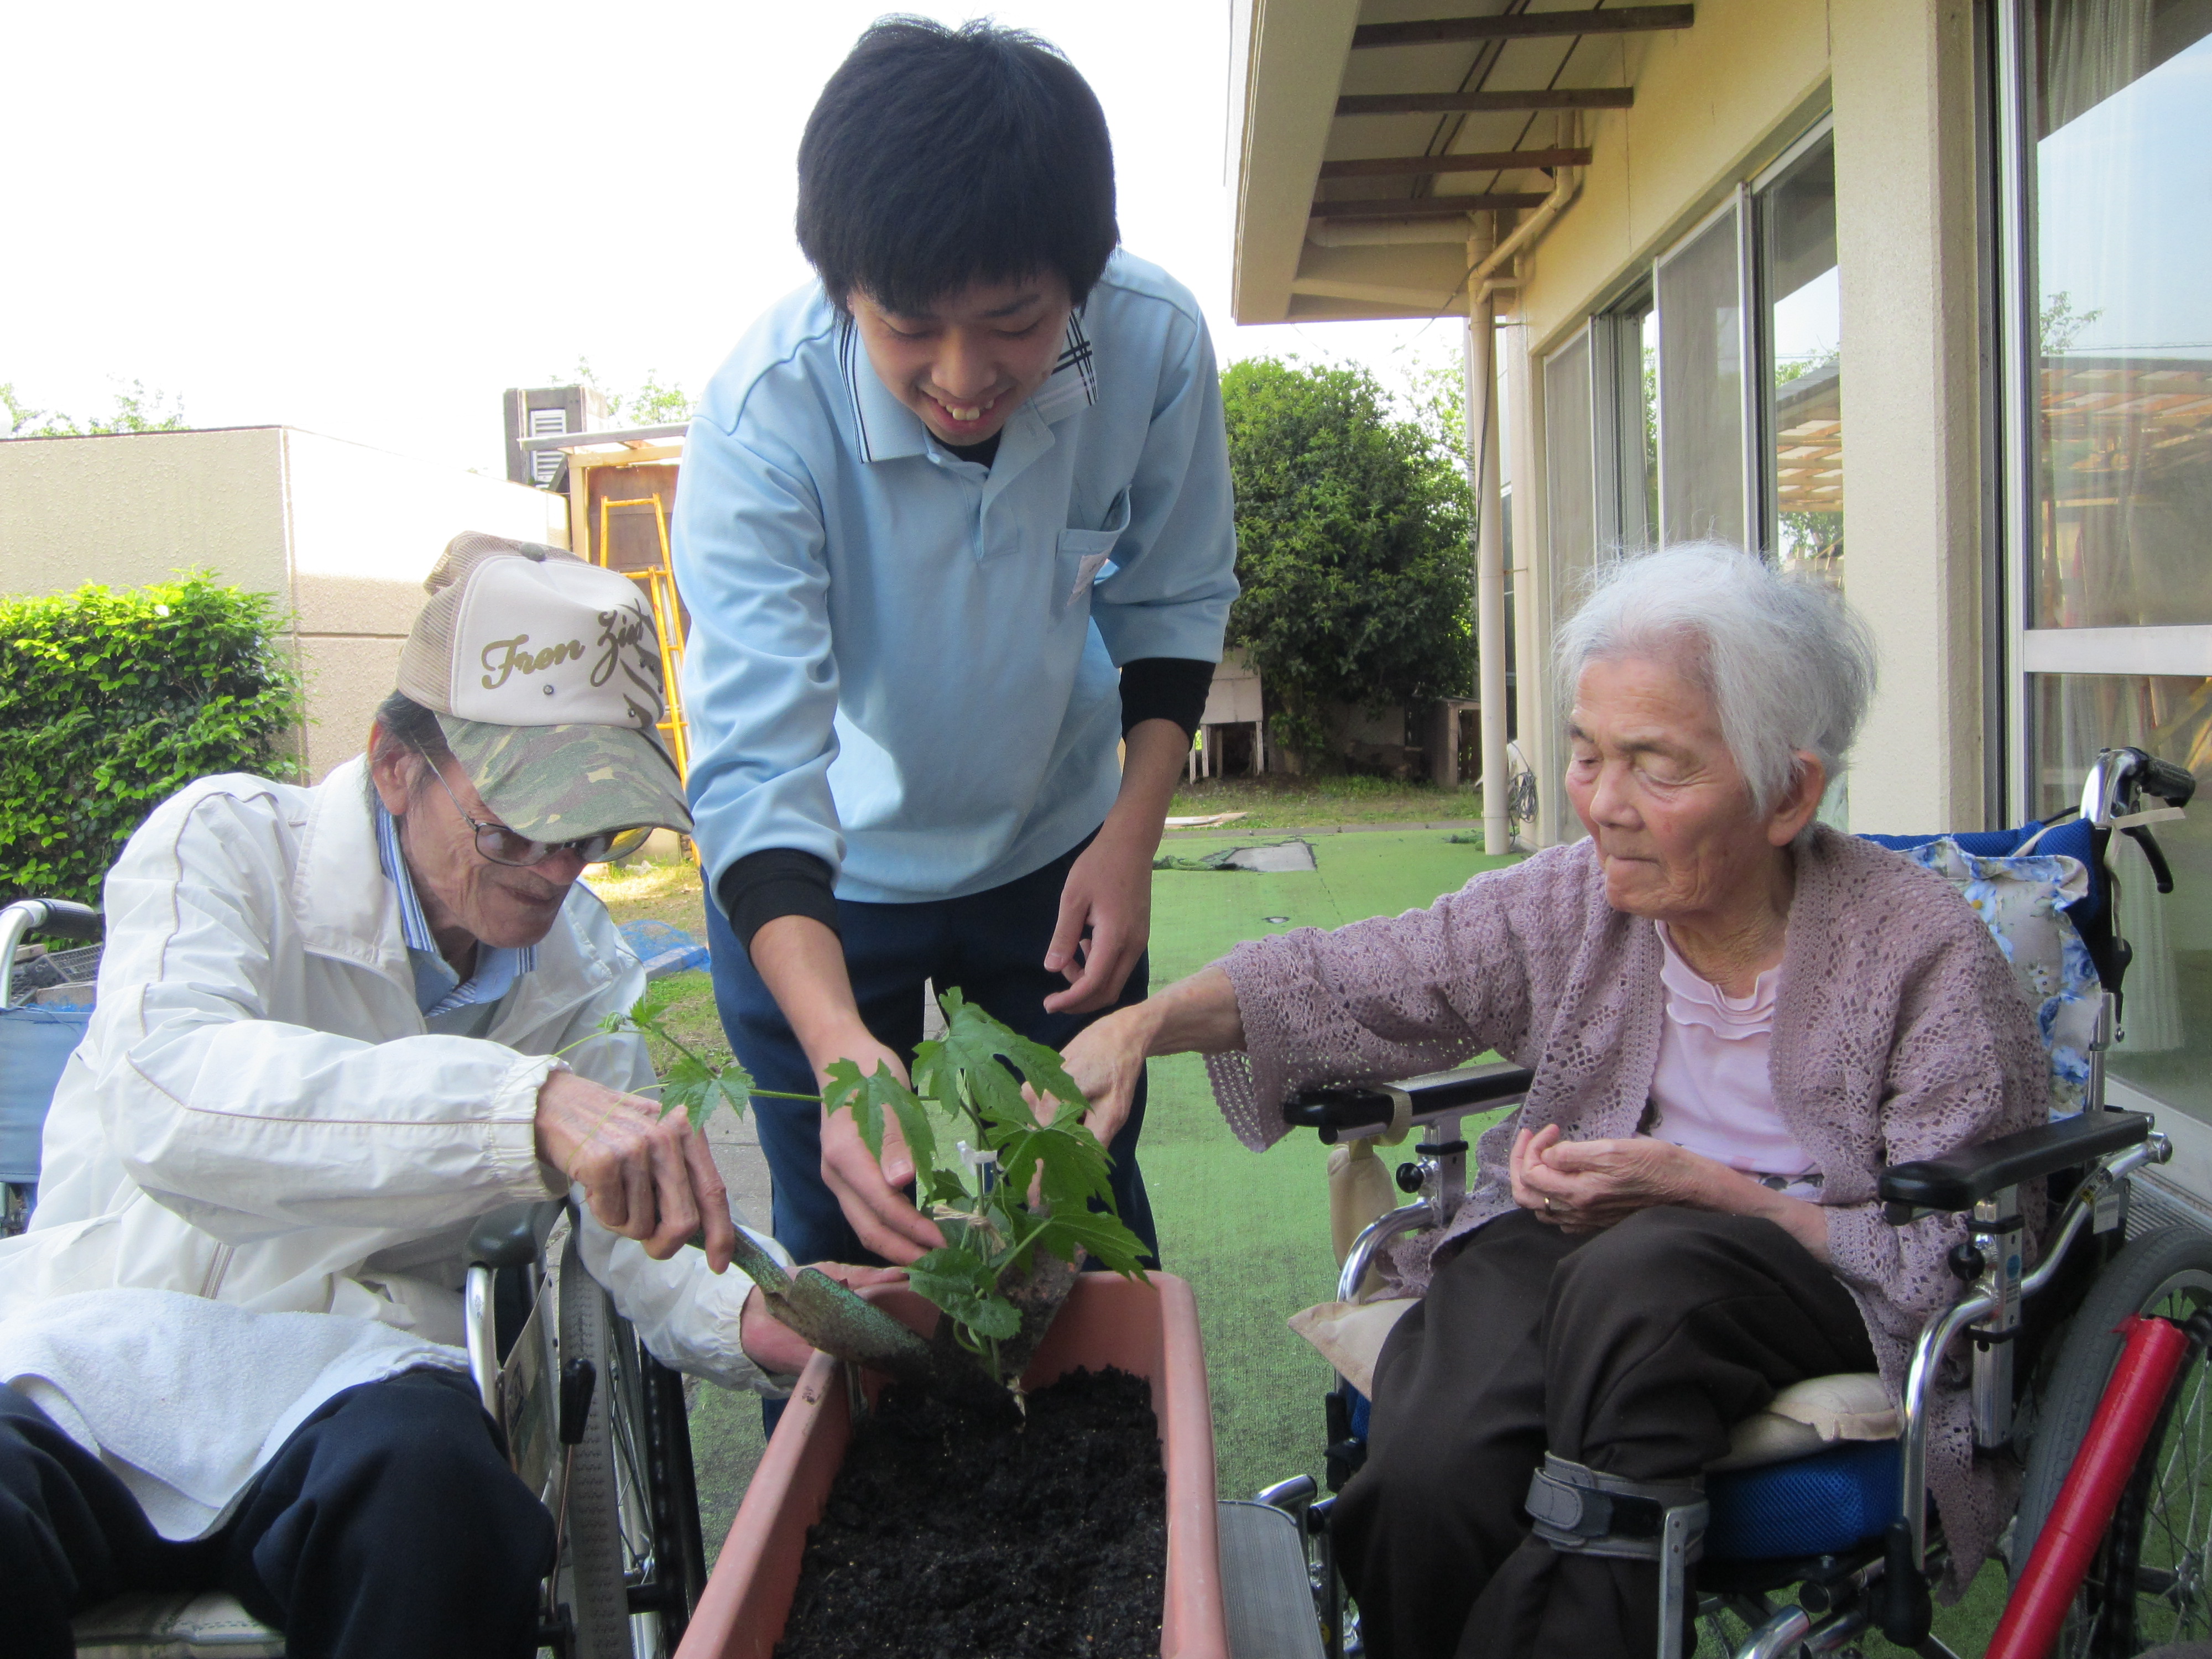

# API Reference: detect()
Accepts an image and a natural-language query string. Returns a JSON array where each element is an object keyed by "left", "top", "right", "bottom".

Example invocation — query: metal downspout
[{"left": 1465, "top": 215, "right": 1511, "bottom": 855}]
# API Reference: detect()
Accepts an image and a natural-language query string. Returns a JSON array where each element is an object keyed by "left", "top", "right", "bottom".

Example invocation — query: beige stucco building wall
[
  {"left": 1490, "top": 0, "right": 1991, "bottom": 837},
  {"left": 0, "top": 426, "right": 568, "bottom": 781}
]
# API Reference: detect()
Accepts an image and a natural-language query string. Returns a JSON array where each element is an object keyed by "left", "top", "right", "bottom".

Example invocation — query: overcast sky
[{"left": 4, "top": 1, "right": 1463, "bottom": 477}]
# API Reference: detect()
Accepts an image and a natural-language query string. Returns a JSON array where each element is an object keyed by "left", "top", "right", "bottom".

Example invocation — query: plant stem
[{"left": 633, "top": 1011, "right": 820, "bottom": 1105}]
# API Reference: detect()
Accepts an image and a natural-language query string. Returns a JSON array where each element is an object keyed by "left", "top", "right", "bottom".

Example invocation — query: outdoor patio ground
[{"left": 590, "top": 833, "right": 2007, "bottom": 1655}]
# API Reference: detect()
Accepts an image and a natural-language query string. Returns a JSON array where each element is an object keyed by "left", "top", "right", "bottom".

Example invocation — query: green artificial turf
[{"left": 1141, "top": 831, "right": 1518, "bottom": 1504}]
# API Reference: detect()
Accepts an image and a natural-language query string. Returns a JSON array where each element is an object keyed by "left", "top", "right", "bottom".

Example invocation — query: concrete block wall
[{"left": 0, "top": 426, "right": 568, "bottom": 781}]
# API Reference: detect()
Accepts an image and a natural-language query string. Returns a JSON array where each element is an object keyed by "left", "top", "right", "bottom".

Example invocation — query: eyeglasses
[{"left": 412, "top": 746, "right": 654, "bottom": 868}]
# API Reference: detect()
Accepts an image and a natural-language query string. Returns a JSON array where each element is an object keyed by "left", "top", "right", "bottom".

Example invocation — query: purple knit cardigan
[{"left": 1206, "top": 825, "right": 2049, "bottom": 1592}]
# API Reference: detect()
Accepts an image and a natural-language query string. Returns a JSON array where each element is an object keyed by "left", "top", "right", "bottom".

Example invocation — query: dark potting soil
[{"left": 774, "top": 1366, "right": 1167, "bottom": 1659}]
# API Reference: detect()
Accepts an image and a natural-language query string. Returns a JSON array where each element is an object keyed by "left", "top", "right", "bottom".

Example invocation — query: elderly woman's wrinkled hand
[{"left": 1510, "top": 1124, "right": 1718, "bottom": 1233}]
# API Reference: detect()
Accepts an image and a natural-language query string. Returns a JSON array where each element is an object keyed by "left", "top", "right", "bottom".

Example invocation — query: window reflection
[
  {"left": 1761, "top": 133, "right": 1841, "bottom": 582},
  {"left": 1545, "top": 329, "right": 1598, "bottom": 594},
  {"left": 1656, "top": 204, "right": 1746, "bottom": 548},
  {"left": 2032, "top": 2, "right": 2212, "bottom": 628}
]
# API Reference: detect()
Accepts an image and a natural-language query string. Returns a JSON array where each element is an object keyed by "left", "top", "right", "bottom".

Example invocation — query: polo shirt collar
[{"left": 839, "top": 307, "right": 1098, "bottom": 465}]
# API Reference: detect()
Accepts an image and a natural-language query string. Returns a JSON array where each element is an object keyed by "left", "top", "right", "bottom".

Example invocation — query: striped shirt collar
[
  {"left": 838, "top": 307, "right": 1098, "bottom": 465},
  {"left": 373, "top": 800, "right": 538, "bottom": 1018}
]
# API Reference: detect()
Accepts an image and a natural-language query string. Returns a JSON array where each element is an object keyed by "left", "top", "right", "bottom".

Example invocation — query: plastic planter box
[{"left": 677, "top": 1272, "right": 1227, "bottom": 1659}]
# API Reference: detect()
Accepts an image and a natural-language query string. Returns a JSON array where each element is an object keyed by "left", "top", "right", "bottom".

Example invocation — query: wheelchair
[
  {"left": 0, "top": 899, "right": 705, "bottom": 1659},
  {"left": 1256, "top": 746, "right": 2207, "bottom": 1659}
]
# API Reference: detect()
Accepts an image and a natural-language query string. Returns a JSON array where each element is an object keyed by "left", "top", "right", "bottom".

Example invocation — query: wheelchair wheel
[
  {"left": 559, "top": 1238, "right": 667, "bottom": 1659},
  {"left": 2014, "top": 1224, "right": 2212, "bottom": 1656}
]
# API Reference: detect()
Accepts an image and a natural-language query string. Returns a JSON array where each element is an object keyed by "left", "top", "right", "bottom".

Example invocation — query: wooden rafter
[
  {"left": 1308, "top": 192, "right": 1551, "bottom": 221},
  {"left": 1318, "top": 147, "right": 1591, "bottom": 179},
  {"left": 1337, "top": 87, "right": 1633, "bottom": 115},
  {"left": 1351, "top": 6, "right": 1694, "bottom": 50}
]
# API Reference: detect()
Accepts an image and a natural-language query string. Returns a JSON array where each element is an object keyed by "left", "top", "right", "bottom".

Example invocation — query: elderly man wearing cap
[{"left": 0, "top": 535, "right": 888, "bottom": 1659}]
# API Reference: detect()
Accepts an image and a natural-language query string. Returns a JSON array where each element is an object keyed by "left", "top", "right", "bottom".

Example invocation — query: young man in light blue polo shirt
[{"left": 672, "top": 19, "right": 1238, "bottom": 1275}]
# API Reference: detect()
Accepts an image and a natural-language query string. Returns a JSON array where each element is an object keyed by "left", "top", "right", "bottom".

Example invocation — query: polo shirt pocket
[
  {"left": 1054, "top": 529, "right": 1117, "bottom": 620},
  {"left": 1052, "top": 488, "right": 1131, "bottom": 620}
]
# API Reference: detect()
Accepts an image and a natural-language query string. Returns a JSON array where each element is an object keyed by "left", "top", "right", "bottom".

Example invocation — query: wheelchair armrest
[
  {"left": 1877, "top": 1111, "right": 2152, "bottom": 1214},
  {"left": 1284, "top": 1061, "right": 1535, "bottom": 1144},
  {"left": 467, "top": 1198, "right": 566, "bottom": 1269}
]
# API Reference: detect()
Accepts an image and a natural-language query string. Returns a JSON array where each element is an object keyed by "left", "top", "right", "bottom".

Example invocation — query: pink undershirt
[{"left": 1646, "top": 923, "right": 1818, "bottom": 1193}]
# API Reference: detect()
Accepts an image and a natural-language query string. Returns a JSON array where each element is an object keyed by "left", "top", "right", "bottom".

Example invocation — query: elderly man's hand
[
  {"left": 738, "top": 1263, "right": 908, "bottom": 1376},
  {"left": 534, "top": 1069, "right": 738, "bottom": 1272}
]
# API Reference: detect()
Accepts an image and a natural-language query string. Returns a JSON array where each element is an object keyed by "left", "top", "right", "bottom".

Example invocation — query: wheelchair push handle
[
  {"left": 2136, "top": 751, "right": 2197, "bottom": 808},
  {"left": 1, "top": 898, "right": 105, "bottom": 1010},
  {"left": 11, "top": 899, "right": 101, "bottom": 941}
]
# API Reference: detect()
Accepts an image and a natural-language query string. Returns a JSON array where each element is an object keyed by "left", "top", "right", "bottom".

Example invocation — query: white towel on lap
[{"left": 0, "top": 1288, "right": 467, "bottom": 1540}]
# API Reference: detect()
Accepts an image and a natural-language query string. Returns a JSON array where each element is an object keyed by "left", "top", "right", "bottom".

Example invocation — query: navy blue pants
[
  {"left": 0, "top": 1369, "right": 554, "bottom": 1659},
  {"left": 705, "top": 832, "right": 1159, "bottom": 1272}
]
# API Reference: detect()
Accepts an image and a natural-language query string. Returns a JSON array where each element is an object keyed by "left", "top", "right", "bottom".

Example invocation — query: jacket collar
[
  {"left": 295, "top": 758, "right": 415, "bottom": 987},
  {"left": 838, "top": 307, "right": 1098, "bottom": 465}
]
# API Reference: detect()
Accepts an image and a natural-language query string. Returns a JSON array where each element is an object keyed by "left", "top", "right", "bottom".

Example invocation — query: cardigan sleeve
[
  {"left": 1822, "top": 919, "right": 2051, "bottom": 1347},
  {"left": 1204, "top": 853, "right": 1568, "bottom": 1150}
]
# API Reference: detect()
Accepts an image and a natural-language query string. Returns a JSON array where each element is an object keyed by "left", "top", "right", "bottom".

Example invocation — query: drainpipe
[
  {"left": 1467, "top": 159, "right": 1579, "bottom": 288},
  {"left": 1464, "top": 216, "right": 1511, "bottom": 857},
  {"left": 1303, "top": 154, "right": 1582, "bottom": 254}
]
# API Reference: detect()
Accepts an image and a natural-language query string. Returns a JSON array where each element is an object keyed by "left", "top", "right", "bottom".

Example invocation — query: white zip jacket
[{"left": 0, "top": 759, "right": 780, "bottom": 1537}]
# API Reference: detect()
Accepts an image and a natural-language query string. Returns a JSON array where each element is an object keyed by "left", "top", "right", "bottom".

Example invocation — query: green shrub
[
  {"left": 0, "top": 575, "right": 302, "bottom": 905},
  {"left": 1220, "top": 357, "right": 1474, "bottom": 772}
]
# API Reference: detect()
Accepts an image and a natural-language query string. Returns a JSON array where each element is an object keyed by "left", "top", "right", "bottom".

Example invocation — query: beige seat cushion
[
  {"left": 72, "top": 1592, "right": 284, "bottom": 1658},
  {"left": 1710, "top": 1373, "right": 1900, "bottom": 1471},
  {"left": 1291, "top": 1301, "right": 1897, "bottom": 1475},
  {"left": 1288, "top": 1297, "right": 1420, "bottom": 1399}
]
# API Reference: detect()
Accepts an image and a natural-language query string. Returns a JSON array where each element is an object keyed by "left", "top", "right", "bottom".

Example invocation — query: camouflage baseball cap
[{"left": 397, "top": 532, "right": 693, "bottom": 842}]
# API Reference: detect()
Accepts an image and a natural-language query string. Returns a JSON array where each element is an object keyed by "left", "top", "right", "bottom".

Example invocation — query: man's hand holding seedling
[
  {"left": 594, "top": 980, "right": 1144, "bottom": 1391},
  {"left": 749, "top": 910, "right": 948, "bottom": 1264}
]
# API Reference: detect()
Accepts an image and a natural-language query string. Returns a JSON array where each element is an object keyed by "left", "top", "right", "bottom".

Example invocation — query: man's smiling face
[{"left": 850, "top": 274, "right": 1073, "bottom": 446}]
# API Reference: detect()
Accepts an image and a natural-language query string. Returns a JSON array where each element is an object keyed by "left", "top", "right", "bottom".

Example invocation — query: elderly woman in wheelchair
[{"left": 1062, "top": 545, "right": 2061, "bottom": 1659}]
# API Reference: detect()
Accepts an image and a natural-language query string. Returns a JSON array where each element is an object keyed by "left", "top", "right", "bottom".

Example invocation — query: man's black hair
[{"left": 797, "top": 17, "right": 1119, "bottom": 316}]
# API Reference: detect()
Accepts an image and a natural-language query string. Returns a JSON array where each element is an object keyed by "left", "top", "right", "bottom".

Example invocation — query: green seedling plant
[
  {"left": 823, "top": 988, "right": 1150, "bottom": 1383},
  {"left": 592, "top": 983, "right": 1146, "bottom": 1394}
]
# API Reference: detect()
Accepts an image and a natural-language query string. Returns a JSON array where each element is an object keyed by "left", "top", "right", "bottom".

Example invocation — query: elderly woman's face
[{"left": 1564, "top": 655, "right": 1800, "bottom": 924}]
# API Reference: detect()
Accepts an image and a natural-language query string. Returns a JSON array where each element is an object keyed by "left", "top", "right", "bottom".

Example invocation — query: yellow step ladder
[{"left": 594, "top": 495, "right": 692, "bottom": 778}]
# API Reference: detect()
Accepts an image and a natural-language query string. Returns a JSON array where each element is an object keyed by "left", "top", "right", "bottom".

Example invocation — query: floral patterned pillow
[{"left": 1902, "top": 838, "right": 2101, "bottom": 1115}]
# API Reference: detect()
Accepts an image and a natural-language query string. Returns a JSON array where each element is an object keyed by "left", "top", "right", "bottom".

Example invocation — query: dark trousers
[
  {"left": 704, "top": 832, "right": 1159, "bottom": 1271},
  {"left": 0, "top": 1368, "right": 554, "bottom": 1659},
  {"left": 1334, "top": 1206, "right": 1879, "bottom": 1659}
]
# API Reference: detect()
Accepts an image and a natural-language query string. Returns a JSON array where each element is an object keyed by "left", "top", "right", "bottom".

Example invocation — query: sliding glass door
[{"left": 2006, "top": 0, "right": 2212, "bottom": 1122}]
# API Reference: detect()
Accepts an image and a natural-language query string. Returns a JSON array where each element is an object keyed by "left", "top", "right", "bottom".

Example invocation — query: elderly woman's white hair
[{"left": 1555, "top": 544, "right": 1878, "bottom": 817}]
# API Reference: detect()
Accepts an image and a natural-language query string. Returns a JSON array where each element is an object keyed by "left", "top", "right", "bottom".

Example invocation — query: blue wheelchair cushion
[
  {"left": 1705, "top": 1439, "right": 1902, "bottom": 1561},
  {"left": 1863, "top": 818, "right": 2100, "bottom": 925},
  {"left": 0, "top": 1002, "right": 92, "bottom": 1184}
]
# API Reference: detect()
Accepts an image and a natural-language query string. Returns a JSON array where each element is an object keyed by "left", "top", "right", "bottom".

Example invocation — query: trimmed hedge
[{"left": 0, "top": 575, "right": 303, "bottom": 905}]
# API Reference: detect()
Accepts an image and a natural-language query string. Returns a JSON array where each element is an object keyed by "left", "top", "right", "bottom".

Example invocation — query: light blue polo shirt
[{"left": 671, "top": 250, "right": 1239, "bottom": 907}]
